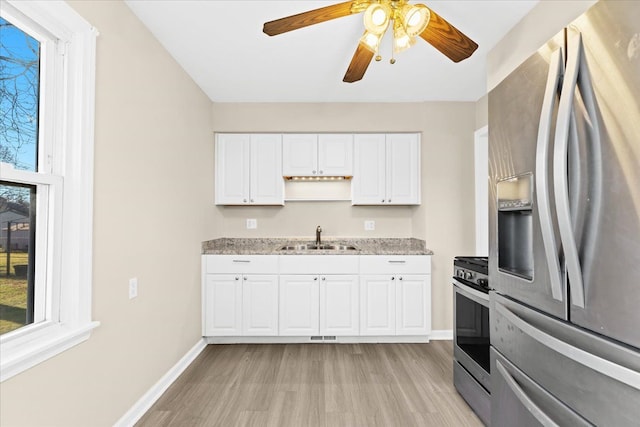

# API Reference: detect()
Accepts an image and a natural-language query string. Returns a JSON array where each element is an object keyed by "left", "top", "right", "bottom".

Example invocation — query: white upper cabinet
[
  {"left": 282, "top": 134, "right": 353, "bottom": 176},
  {"left": 351, "top": 134, "right": 387, "bottom": 205},
  {"left": 352, "top": 133, "right": 421, "bottom": 205},
  {"left": 215, "top": 134, "right": 284, "bottom": 205},
  {"left": 317, "top": 134, "right": 353, "bottom": 176}
]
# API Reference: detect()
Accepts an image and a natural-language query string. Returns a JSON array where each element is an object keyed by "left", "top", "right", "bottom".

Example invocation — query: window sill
[{"left": 0, "top": 320, "right": 100, "bottom": 382}]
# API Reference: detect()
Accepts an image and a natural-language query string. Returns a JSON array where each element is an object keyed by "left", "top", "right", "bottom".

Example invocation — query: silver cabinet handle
[
  {"left": 250, "top": 199, "right": 254, "bottom": 203},
  {"left": 399, "top": 277, "right": 403, "bottom": 281},
  {"left": 536, "top": 48, "right": 565, "bottom": 302},
  {"left": 319, "top": 170, "right": 323, "bottom": 174},
  {"left": 243, "top": 276, "right": 247, "bottom": 281},
  {"left": 243, "top": 199, "right": 247, "bottom": 203},
  {"left": 314, "top": 277, "right": 318, "bottom": 281},
  {"left": 235, "top": 277, "right": 239, "bottom": 281},
  {"left": 495, "top": 360, "right": 559, "bottom": 427},
  {"left": 232, "top": 260, "right": 251, "bottom": 263},
  {"left": 322, "top": 277, "right": 326, "bottom": 281},
  {"left": 381, "top": 199, "right": 385, "bottom": 203},
  {"left": 388, "top": 260, "right": 406, "bottom": 264},
  {"left": 391, "top": 277, "right": 395, "bottom": 281},
  {"left": 312, "top": 170, "right": 316, "bottom": 174},
  {"left": 388, "top": 199, "right": 391, "bottom": 202},
  {"left": 495, "top": 300, "right": 640, "bottom": 390}
]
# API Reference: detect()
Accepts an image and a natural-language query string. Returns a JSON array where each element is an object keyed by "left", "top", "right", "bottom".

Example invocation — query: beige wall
[
  {"left": 0, "top": 1, "right": 215, "bottom": 426},
  {"left": 212, "top": 102, "right": 477, "bottom": 330}
]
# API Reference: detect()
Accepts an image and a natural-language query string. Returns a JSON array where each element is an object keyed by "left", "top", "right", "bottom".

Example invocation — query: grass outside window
[{"left": 0, "top": 251, "right": 28, "bottom": 335}]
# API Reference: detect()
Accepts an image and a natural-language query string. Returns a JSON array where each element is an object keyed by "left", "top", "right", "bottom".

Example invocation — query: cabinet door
[
  {"left": 360, "top": 275, "right": 396, "bottom": 335},
  {"left": 215, "top": 134, "right": 250, "bottom": 205},
  {"left": 352, "top": 134, "right": 387, "bottom": 205},
  {"left": 282, "top": 134, "right": 318, "bottom": 176},
  {"left": 204, "top": 275, "right": 242, "bottom": 336},
  {"left": 250, "top": 134, "right": 284, "bottom": 205},
  {"left": 396, "top": 274, "right": 430, "bottom": 335},
  {"left": 320, "top": 275, "right": 359, "bottom": 336},
  {"left": 279, "top": 275, "right": 320, "bottom": 335},
  {"left": 318, "top": 134, "right": 353, "bottom": 176},
  {"left": 386, "top": 133, "right": 420, "bottom": 205},
  {"left": 242, "top": 275, "right": 278, "bottom": 336}
]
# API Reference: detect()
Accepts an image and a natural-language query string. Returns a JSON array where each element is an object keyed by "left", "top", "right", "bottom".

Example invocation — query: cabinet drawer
[
  {"left": 360, "top": 255, "right": 430, "bottom": 275},
  {"left": 204, "top": 255, "right": 279, "bottom": 274},
  {"left": 279, "top": 255, "right": 359, "bottom": 274}
]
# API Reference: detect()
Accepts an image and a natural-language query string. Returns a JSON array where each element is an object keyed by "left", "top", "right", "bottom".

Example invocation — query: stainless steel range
[{"left": 453, "top": 256, "right": 490, "bottom": 425}]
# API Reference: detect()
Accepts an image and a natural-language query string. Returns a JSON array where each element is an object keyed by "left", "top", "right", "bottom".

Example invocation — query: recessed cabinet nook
[
  {"left": 202, "top": 254, "right": 432, "bottom": 343},
  {"left": 214, "top": 132, "right": 421, "bottom": 206}
]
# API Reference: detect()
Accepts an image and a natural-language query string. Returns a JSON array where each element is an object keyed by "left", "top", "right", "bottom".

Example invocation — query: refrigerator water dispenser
[{"left": 497, "top": 174, "right": 534, "bottom": 280}]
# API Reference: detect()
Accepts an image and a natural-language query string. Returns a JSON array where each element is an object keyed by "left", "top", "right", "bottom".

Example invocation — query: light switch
[
  {"left": 129, "top": 278, "right": 138, "bottom": 299},
  {"left": 246, "top": 219, "right": 257, "bottom": 229},
  {"left": 364, "top": 220, "right": 375, "bottom": 231}
]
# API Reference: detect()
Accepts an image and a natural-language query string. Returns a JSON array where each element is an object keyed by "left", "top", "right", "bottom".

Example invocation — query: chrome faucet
[{"left": 316, "top": 225, "right": 322, "bottom": 246}]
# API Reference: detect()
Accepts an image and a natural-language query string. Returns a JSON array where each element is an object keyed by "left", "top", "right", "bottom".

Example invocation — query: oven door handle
[
  {"left": 453, "top": 279, "right": 489, "bottom": 305},
  {"left": 495, "top": 359, "right": 560, "bottom": 427}
]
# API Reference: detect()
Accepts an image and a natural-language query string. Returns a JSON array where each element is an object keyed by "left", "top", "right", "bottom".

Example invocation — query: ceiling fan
[{"left": 263, "top": 0, "right": 478, "bottom": 83}]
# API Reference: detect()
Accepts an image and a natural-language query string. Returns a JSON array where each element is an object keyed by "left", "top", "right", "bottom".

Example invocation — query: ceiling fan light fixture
[
  {"left": 401, "top": 4, "right": 430, "bottom": 37},
  {"left": 363, "top": 3, "right": 391, "bottom": 34},
  {"left": 393, "top": 20, "right": 414, "bottom": 53},
  {"left": 360, "top": 30, "right": 382, "bottom": 53}
]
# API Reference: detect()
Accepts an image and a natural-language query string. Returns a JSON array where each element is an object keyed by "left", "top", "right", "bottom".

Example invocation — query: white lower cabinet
[
  {"left": 279, "top": 275, "right": 320, "bottom": 335},
  {"left": 203, "top": 254, "right": 430, "bottom": 340},
  {"left": 396, "top": 275, "right": 430, "bottom": 335},
  {"left": 279, "top": 274, "right": 359, "bottom": 336},
  {"left": 242, "top": 275, "right": 279, "bottom": 336},
  {"left": 204, "top": 275, "right": 242, "bottom": 336},
  {"left": 360, "top": 256, "right": 431, "bottom": 336},
  {"left": 360, "top": 275, "right": 396, "bottom": 335},
  {"left": 203, "top": 255, "right": 279, "bottom": 337},
  {"left": 320, "top": 275, "right": 359, "bottom": 335}
]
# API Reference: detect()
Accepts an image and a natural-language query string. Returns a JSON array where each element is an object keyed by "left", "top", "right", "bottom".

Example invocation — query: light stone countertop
[{"left": 202, "top": 237, "right": 433, "bottom": 256}]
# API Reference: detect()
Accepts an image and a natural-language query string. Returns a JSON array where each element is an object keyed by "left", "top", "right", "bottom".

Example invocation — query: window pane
[
  {"left": 0, "top": 17, "right": 40, "bottom": 172},
  {"left": 0, "top": 182, "right": 36, "bottom": 335}
]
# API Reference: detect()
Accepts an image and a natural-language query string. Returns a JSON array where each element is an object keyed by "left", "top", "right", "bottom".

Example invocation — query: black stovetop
[{"left": 454, "top": 256, "right": 488, "bottom": 274}]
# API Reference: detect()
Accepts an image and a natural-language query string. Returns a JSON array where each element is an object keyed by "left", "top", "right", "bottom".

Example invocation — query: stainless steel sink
[{"left": 279, "top": 244, "right": 358, "bottom": 251}]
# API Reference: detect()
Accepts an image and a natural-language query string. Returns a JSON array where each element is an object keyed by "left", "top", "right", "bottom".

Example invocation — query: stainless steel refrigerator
[{"left": 488, "top": 0, "right": 640, "bottom": 424}]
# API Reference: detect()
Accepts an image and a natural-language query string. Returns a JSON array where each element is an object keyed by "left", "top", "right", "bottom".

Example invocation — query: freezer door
[
  {"left": 491, "top": 292, "right": 640, "bottom": 425},
  {"left": 491, "top": 348, "right": 591, "bottom": 427},
  {"left": 488, "top": 31, "right": 568, "bottom": 320},
  {"left": 559, "top": 0, "right": 640, "bottom": 350}
]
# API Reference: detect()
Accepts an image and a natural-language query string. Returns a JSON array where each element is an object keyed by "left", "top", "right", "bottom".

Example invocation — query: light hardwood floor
[{"left": 136, "top": 341, "right": 482, "bottom": 426}]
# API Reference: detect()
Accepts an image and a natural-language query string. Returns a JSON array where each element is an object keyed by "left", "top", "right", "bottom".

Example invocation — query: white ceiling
[{"left": 125, "top": 0, "right": 539, "bottom": 103}]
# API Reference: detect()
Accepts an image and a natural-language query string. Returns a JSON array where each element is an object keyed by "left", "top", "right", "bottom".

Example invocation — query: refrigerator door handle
[
  {"left": 495, "top": 359, "right": 560, "bottom": 427},
  {"left": 495, "top": 301, "right": 640, "bottom": 390},
  {"left": 535, "top": 48, "right": 565, "bottom": 302},
  {"left": 553, "top": 35, "right": 586, "bottom": 308}
]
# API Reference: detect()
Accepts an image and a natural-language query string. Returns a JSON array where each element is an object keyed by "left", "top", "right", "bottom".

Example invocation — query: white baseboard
[
  {"left": 429, "top": 329, "right": 453, "bottom": 340},
  {"left": 206, "top": 335, "right": 430, "bottom": 344},
  {"left": 114, "top": 338, "right": 207, "bottom": 427}
]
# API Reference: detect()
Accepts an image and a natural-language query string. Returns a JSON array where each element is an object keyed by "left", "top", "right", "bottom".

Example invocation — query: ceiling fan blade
[
  {"left": 418, "top": 7, "right": 478, "bottom": 63},
  {"left": 263, "top": 1, "right": 361, "bottom": 36},
  {"left": 343, "top": 43, "right": 375, "bottom": 83}
]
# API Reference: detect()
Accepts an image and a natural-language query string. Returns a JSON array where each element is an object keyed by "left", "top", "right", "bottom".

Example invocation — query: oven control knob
[
  {"left": 477, "top": 278, "right": 488, "bottom": 287},
  {"left": 457, "top": 270, "right": 465, "bottom": 278},
  {"left": 465, "top": 272, "right": 473, "bottom": 280}
]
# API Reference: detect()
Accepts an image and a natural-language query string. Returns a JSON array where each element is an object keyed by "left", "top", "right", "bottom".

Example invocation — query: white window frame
[{"left": 0, "top": 0, "right": 99, "bottom": 382}]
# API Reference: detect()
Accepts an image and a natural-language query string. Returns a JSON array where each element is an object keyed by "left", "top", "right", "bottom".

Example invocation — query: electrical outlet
[
  {"left": 364, "top": 220, "right": 375, "bottom": 231},
  {"left": 246, "top": 219, "right": 257, "bottom": 229},
  {"left": 129, "top": 278, "right": 138, "bottom": 299}
]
